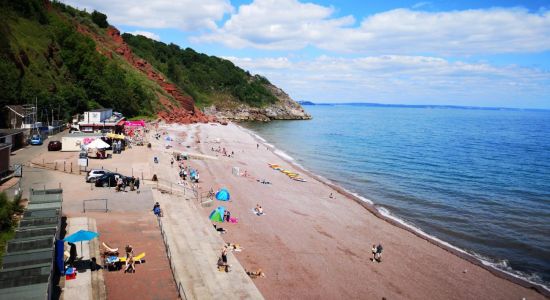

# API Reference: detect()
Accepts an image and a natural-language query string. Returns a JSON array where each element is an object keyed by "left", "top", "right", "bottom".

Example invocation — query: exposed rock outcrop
[
  {"left": 203, "top": 84, "right": 311, "bottom": 122},
  {"left": 77, "top": 24, "right": 307, "bottom": 124},
  {"left": 80, "top": 25, "right": 214, "bottom": 124}
]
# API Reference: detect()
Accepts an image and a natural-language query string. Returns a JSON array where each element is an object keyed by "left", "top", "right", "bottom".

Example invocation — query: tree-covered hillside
[
  {"left": 122, "top": 34, "right": 277, "bottom": 108},
  {"left": 0, "top": 0, "right": 305, "bottom": 127},
  {"left": 0, "top": 0, "right": 158, "bottom": 127}
]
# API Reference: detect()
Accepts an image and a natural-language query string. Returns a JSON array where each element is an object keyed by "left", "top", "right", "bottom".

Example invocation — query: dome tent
[
  {"left": 215, "top": 188, "right": 230, "bottom": 201},
  {"left": 209, "top": 206, "right": 226, "bottom": 222}
]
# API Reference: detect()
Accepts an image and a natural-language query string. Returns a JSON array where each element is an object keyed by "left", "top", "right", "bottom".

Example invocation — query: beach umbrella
[
  {"left": 209, "top": 206, "right": 226, "bottom": 222},
  {"left": 85, "top": 138, "right": 110, "bottom": 149},
  {"left": 64, "top": 230, "right": 100, "bottom": 254},
  {"left": 215, "top": 188, "right": 230, "bottom": 201}
]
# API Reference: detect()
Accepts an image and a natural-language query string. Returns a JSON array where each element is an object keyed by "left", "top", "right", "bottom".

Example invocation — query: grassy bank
[{"left": 0, "top": 192, "right": 24, "bottom": 263}]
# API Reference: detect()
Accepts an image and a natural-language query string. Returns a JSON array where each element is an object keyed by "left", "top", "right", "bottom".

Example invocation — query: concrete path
[
  {"left": 154, "top": 190, "right": 264, "bottom": 300},
  {"left": 62, "top": 217, "right": 106, "bottom": 300}
]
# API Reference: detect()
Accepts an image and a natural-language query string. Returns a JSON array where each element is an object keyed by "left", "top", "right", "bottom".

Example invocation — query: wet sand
[{"left": 161, "top": 122, "right": 546, "bottom": 300}]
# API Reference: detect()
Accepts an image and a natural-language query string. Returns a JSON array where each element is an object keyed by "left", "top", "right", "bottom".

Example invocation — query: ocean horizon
[{"left": 244, "top": 105, "right": 550, "bottom": 289}]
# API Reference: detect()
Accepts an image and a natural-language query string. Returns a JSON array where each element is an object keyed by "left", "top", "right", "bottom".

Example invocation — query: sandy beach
[{"left": 162, "top": 122, "right": 546, "bottom": 300}]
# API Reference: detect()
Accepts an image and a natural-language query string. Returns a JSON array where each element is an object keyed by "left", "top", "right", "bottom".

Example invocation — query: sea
[{"left": 243, "top": 104, "right": 550, "bottom": 289}]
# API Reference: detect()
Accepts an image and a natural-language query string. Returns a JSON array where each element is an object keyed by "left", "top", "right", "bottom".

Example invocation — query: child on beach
[{"left": 371, "top": 244, "right": 377, "bottom": 262}]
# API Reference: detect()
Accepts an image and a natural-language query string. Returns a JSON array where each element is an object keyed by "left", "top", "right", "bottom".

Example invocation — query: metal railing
[
  {"left": 148, "top": 178, "right": 200, "bottom": 201},
  {"left": 82, "top": 199, "right": 109, "bottom": 212},
  {"left": 157, "top": 216, "right": 189, "bottom": 300}
]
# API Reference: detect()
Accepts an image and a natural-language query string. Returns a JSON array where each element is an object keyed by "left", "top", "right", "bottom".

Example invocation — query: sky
[{"left": 60, "top": 0, "right": 550, "bottom": 108}]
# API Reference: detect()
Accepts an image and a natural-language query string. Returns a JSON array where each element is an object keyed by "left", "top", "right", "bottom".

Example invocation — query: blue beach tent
[
  {"left": 216, "top": 188, "right": 230, "bottom": 201},
  {"left": 209, "top": 206, "right": 226, "bottom": 222}
]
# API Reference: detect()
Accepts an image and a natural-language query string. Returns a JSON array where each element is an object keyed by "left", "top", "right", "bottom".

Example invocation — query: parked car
[
  {"left": 95, "top": 173, "right": 127, "bottom": 187},
  {"left": 86, "top": 169, "right": 110, "bottom": 183},
  {"left": 48, "top": 141, "right": 62, "bottom": 151},
  {"left": 29, "top": 134, "right": 43, "bottom": 145}
]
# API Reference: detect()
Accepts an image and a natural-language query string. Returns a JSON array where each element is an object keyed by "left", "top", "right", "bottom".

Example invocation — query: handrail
[{"left": 82, "top": 199, "right": 108, "bottom": 212}]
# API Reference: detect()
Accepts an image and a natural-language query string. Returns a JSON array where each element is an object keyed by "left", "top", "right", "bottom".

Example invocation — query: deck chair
[
  {"left": 102, "top": 242, "right": 119, "bottom": 256},
  {"left": 119, "top": 252, "right": 146, "bottom": 264}
]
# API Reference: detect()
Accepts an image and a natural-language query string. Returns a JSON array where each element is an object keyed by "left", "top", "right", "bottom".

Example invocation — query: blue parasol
[{"left": 64, "top": 230, "right": 100, "bottom": 254}]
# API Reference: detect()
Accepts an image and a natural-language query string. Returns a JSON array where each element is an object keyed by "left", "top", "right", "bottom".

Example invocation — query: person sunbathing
[
  {"left": 213, "top": 224, "right": 226, "bottom": 234},
  {"left": 254, "top": 204, "right": 264, "bottom": 216},
  {"left": 226, "top": 243, "right": 242, "bottom": 251},
  {"left": 246, "top": 269, "right": 266, "bottom": 278}
]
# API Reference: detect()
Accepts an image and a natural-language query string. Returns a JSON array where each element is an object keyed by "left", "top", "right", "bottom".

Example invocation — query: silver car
[{"left": 86, "top": 169, "right": 110, "bottom": 183}]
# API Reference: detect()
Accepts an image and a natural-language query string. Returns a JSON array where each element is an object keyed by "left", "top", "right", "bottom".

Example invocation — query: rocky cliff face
[
  {"left": 78, "top": 23, "right": 307, "bottom": 123},
  {"left": 203, "top": 84, "right": 311, "bottom": 122},
  {"left": 78, "top": 25, "right": 214, "bottom": 124}
]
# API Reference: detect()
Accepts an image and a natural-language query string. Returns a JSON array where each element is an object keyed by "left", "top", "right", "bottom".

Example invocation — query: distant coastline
[{"left": 297, "top": 101, "right": 549, "bottom": 111}]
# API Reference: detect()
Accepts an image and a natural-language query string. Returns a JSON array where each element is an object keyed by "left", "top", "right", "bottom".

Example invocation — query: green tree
[{"left": 91, "top": 10, "right": 108, "bottom": 28}]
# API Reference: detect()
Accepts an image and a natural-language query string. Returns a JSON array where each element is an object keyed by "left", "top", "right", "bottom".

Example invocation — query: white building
[{"left": 75, "top": 109, "right": 125, "bottom": 133}]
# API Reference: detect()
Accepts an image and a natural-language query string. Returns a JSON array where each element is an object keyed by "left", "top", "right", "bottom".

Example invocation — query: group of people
[
  {"left": 211, "top": 146, "right": 235, "bottom": 158},
  {"left": 176, "top": 160, "right": 200, "bottom": 183},
  {"left": 115, "top": 176, "right": 140, "bottom": 193},
  {"left": 112, "top": 139, "right": 124, "bottom": 154}
]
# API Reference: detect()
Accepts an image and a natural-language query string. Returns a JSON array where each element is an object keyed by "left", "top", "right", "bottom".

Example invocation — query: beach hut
[
  {"left": 215, "top": 188, "right": 230, "bottom": 201},
  {"left": 209, "top": 206, "right": 226, "bottom": 222}
]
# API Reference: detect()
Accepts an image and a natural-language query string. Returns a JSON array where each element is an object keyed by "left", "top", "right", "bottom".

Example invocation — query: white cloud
[
  {"left": 222, "top": 56, "right": 292, "bottom": 69},
  {"left": 412, "top": 2, "right": 431, "bottom": 9},
  {"left": 125, "top": 30, "right": 160, "bottom": 41},
  {"left": 225, "top": 55, "right": 550, "bottom": 108},
  {"left": 60, "top": 0, "right": 233, "bottom": 30},
  {"left": 194, "top": 0, "right": 550, "bottom": 55}
]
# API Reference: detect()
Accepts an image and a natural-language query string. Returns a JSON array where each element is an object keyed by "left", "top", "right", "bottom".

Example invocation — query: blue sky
[{"left": 62, "top": 0, "right": 550, "bottom": 108}]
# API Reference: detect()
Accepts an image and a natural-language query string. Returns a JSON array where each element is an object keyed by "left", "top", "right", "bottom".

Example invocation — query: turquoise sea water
[{"left": 244, "top": 105, "right": 550, "bottom": 288}]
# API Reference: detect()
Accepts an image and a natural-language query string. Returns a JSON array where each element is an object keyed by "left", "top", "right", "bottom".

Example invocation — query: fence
[
  {"left": 30, "top": 159, "right": 81, "bottom": 175},
  {"left": 149, "top": 178, "right": 199, "bottom": 201},
  {"left": 157, "top": 216, "right": 189, "bottom": 300},
  {"left": 82, "top": 199, "right": 108, "bottom": 212}
]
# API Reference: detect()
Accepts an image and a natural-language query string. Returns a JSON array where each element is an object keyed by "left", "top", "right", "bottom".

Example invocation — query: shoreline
[
  {"left": 161, "top": 121, "right": 547, "bottom": 299},
  {"left": 240, "top": 124, "right": 550, "bottom": 297}
]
